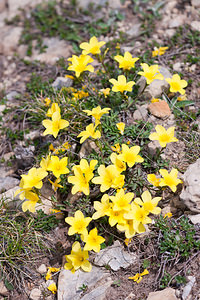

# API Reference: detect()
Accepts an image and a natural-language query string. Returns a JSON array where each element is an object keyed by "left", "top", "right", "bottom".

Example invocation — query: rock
[
  {"left": 6, "top": 91, "right": 20, "bottom": 101},
  {"left": 188, "top": 214, "right": 200, "bottom": 224},
  {"left": 148, "top": 101, "right": 171, "bottom": 119},
  {"left": 165, "top": 29, "right": 176, "bottom": 38},
  {"left": 0, "top": 281, "right": 9, "bottom": 296},
  {"left": 147, "top": 287, "right": 178, "bottom": 300},
  {"left": 1, "top": 186, "right": 21, "bottom": 209},
  {"left": 24, "top": 130, "right": 41, "bottom": 140},
  {"left": 180, "top": 158, "right": 200, "bottom": 213},
  {"left": 161, "top": 206, "right": 171, "bottom": 217},
  {"left": 3, "top": 152, "right": 14, "bottom": 162},
  {"left": 77, "top": 0, "right": 121, "bottom": 9},
  {"left": 0, "top": 0, "right": 6, "bottom": 12},
  {"left": 0, "top": 177, "right": 19, "bottom": 193},
  {"left": 169, "top": 16, "right": 186, "bottom": 28},
  {"left": 0, "top": 105, "right": 6, "bottom": 114},
  {"left": 52, "top": 77, "right": 73, "bottom": 90},
  {"left": 31, "top": 37, "right": 72, "bottom": 64},
  {"left": 125, "top": 292, "right": 136, "bottom": 300},
  {"left": 142, "top": 66, "right": 172, "bottom": 101},
  {"left": 36, "top": 183, "right": 53, "bottom": 214},
  {"left": 37, "top": 264, "right": 47, "bottom": 275},
  {"left": 173, "top": 62, "right": 182, "bottom": 72},
  {"left": 191, "top": 0, "right": 200, "bottom": 8},
  {"left": 0, "top": 166, "right": 15, "bottom": 177},
  {"left": 191, "top": 21, "right": 200, "bottom": 32},
  {"left": 7, "top": 0, "right": 42, "bottom": 18},
  {"left": 57, "top": 266, "right": 112, "bottom": 300},
  {"left": 29, "top": 288, "right": 42, "bottom": 300},
  {"left": 94, "top": 240, "right": 137, "bottom": 271},
  {"left": 14, "top": 145, "right": 35, "bottom": 169},
  {"left": 133, "top": 104, "right": 148, "bottom": 121},
  {"left": 147, "top": 140, "right": 161, "bottom": 156},
  {"left": 0, "top": 27, "right": 23, "bottom": 55},
  {"left": 79, "top": 140, "right": 100, "bottom": 159},
  {"left": 126, "top": 23, "right": 141, "bottom": 38},
  {"left": 182, "top": 276, "right": 196, "bottom": 300}
]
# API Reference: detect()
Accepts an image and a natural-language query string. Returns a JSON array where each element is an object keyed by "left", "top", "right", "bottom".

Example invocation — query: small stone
[
  {"left": 133, "top": 105, "right": 148, "bottom": 121},
  {"left": 0, "top": 177, "right": 19, "bottom": 193},
  {"left": 165, "top": 29, "right": 176, "bottom": 38},
  {"left": 191, "top": 21, "right": 200, "bottom": 31},
  {"left": 161, "top": 206, "right": 171, "bottom": 217},
  {"left": 0, "top": 27, "right": 23, "bottom": 55},
  {"left": 147, "top": 140, "right": 161, "bottom": 156},
  {"left": 191, "top": 0, "right": 200, "bottom": 8},
  {"left": 37, "top": 264, "right": 47, "bottom": 275},
  {"left": 182, "top": 276, "right": 196, "bottom": 300},
  {"left": 79, "top": 139, "right": 100, "bottom": 159},
  {"left": 125, "top": 292, "right": 136, "bottom": 300},
  {"left": 126, "top": 22, "right": 141, "bottom": 38},
  {"left": 3, "top": 152, "right": 14, "bottom": 162},
  {"left": 188, "top": 214, "right": 200, "bottom": 224},
  {"left": 148, "top": 101, "right": 171, "bottom": 119},
  {"left": 52, "top": 77, "right": 73, "bottom": 90},
  {"left": 14, "top": 145, "right": 35, "bottom": 169},
  {"left": 94, "top": 240, "right": 137, "bottom": 271},
  {"left": 1, "top": 186, "right": 22, "bottom": 209},
  {"left": 29, "top": 288, "right": 42, "bottom": 300},
  {"left": 24, "top": 130, "right": 40, "bottom": 140},
  {"left": 180, "top": 158, "right": 200, "bottom": 213},
  {"left": 169, "top": 16, "right": 185, "bottom": 28},
  {"left": 0, "top": 105, "right": 6, "bottom": 114},
  {"left": 0, "top": 281, "right": 9, "bottom": 296},
  {"left": 147, "top": 287, "right": 178, "bottom": 300},
  {"left": 173, "top": 62, "right": 182, "bottom": 72}
]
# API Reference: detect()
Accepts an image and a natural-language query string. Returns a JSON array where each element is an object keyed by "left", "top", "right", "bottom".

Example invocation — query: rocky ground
[{"left": 0, "top": 0, "right": 200, "bottom": 299}]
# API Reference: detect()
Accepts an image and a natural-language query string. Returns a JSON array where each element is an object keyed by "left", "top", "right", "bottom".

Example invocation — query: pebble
[
  {"left": 148, "top": 101, "right": 171, "bottom": 119},
  {"left": 147, "top": 287, "right": 178, "bottom": 300},
  {"left": 29, "top": 288, "right": 42, "bottom": 300},
  {"left": 52, "top": 77, "right": 73, "bottom": 90},
  {"left": 0, "top": 177, "right": 19, "bottom": 193},
  {"left": 182, "top": 276, "right": 196, "bottom": 300},
  {"left": 37, "top": 264, "right": 47, "bottom": 275}
]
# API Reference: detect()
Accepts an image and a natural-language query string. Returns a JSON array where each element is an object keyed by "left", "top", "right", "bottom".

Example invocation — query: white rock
[
  {"left": 191, "top": 0, "right": 200, "bottom": 8},
  {"left": 0, "top": 177, "right": 19, "bottom": 193},
  {"left": 1, "top": 186, "right": 21, "bottom": 209},
  {"left": 180, "top": 158, "right": 200, "bottom": 213},
  {"left": 191, "top": 21, "right": 200, "bottom": 32},
  {"left": 173, "top": 62, "right": 182, "bottom": 72},
  {"left": 52, "top": 77, "right": 73, "bottom": 90},
  {"left": 0, "top": 27, "right": 23, "bottom": 55},
  {"left": 77, "top": 0, "right": 121, "bottom": 9},
  {"left": 147, "top": 287, "right": 178, "bottom": 300},
  {"left": 182, "top": 276, "right": 196, "bottom": 300},
  {"left": 0, "top": 105, "right": 6, "bottom": 114},
  {"left": 0, "top": 0, "right": 6, "bottom": 13},
  {"left": 37, "top": 264, "right": 47, "bottom": 275},
  {"left": 133, "top": 105, "right": 148, "bottom": 121},
  {"left": 57, "top": 266, "right": 112, "bottom": 300},
  {"left": 188, "top": 214, "right": 200, "bottom": 224},
  {"left": 147, "top": 140, "right": 161, "bottom": 157},
  {"left": 29, "top": 288, "right": 42, "bottom": 300},
  {"left": 0, "top": 281, "right": 9, "bottom": 296},
  {"left": 126, "top": 23, "right": 141, "bottom": 38},
  {"left": 94, "top": 240, "right": 137, "bottom": 271},
  {"left": 6, "top": 91, "right": 20, "bottom": 101},
  {"left": 24, "top": 130, "right": 41, "bottom": 140},
  {"left": 165, "top": 29, "right": 176, "bottom": 38},
  {"left": 169, "top": 16, "right": 185, "bottom": 28}
]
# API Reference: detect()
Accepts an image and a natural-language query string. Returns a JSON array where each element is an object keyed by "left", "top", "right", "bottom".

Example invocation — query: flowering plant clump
[{"left": 16, "top": 36, "right": 188, "bottom": 280}]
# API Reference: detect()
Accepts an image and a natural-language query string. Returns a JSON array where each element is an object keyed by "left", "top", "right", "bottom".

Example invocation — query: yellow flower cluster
[{"left": 148, "top": 168, "right": 182, "bottom": 192}]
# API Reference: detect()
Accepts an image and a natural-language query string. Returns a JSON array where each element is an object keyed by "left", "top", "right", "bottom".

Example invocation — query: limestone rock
[
  {"left": 29, "top": 288, "right": 42, "bottom": 300},
  {"left": 1, "top": 186, "right": 21, "bottom": 209},
  {"left": 0, "top": 177, "right": 19, "bottom": 193},
  {"left": 191, "top": 21, "right": 200, "bottom": 32},
  {"left": 37, "top": 264, "right": 47, "bottom": 275},
  {"left": 52, "top": 77, "right": 73, "bottom": 90},
  {"left": 147, "top": 288, "right": 178, "bottom": 300},
  {"left": 94, "top": 240, "right": 137, "bottom": 271},
  {"left": 188, "top": 214, "right": 200, "bottom": 224},
  {"left": 141, "top": 67, "right": 172, "bottom": 100},
  {"left": 180, "top": 159, "right": 200, "bottom": 213},
  {"left": 148, "top": 101, "right": 171, "bottom": 119},
  {"left": 133, "top": 104, "right": 148, "bottom": 121},
  {"left": 57, "top": 266, "right": 112, "bottom": 300}
]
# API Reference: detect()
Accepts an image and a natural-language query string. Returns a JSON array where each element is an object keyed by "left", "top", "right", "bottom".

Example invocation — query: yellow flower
[
  {"left": 92, "top": 164, "right": 125, "bottom": 192},
  {"left": 129, "top": 269, "right": 149, "bottom": 283},
  {"left": 110, "top": 153, "right": 126, "bottom": 173},
  {"left": 40, "top": 154, "right": 51, "bottom": 171},
  {"left": 117, "top": 219, "right": 136, "bottom": 239},
  {"left": 110, "top": 189, "right": 133, "bottom": 212},
  {"left": 46, "top": 103, "right": 60, "bottom": 118},
  {"left": 151, "top": 98, "right": 160, "bottom": 103},
  {"left": 65, "top": 74, "right": 75, "bottom": 80},
  {"left": 45, "top": 267, "right": 60, "bottom": 280},
  {"left": 47, "top": 283, "right": 57, "bottom": 294},
  {"left": 83, "top": 106, "right": 111, "bottom": 125},
  {"left": 116, "top": 122, "right": 125, "bottom": 135},
  {"left": 77, "top": 123, "right": 101, "bottom": 144},
  {"left": 159, "top": 168, "right": 182, "bottom": 192},
  {"left": 83, "top": 227, "right": 105, "bottom": 252},
  {"left": 100, "top": 88, "right": 110, "bottom": 98},
  {"left": 119, "top": 144, "right": 144, "bottom": 168},
  {"left": 65, "top": 210, "right": 91, "bottom": 236},
  {"left": 72, "top": 90, "right": 89, "bottom": 100},
  {"left": 152, "top": 46, "right": 168, "bottom": 57},
  {"left": 80, "top": 36, "right": 105, "bottom": 55},
  {"left": 49, "top": 144, "right": 55, "bottom": 151},
  {"left": 47, "top": 156, "right": 69, "bottom": 178},
  {"left": 111, "top": 143, "right": 121, "bottom": 154},
  {"left": 149, "top": 125, "right": 178, "bottom": 148},
  {"left": 138, "top": 63, "right": 164, "bottom": 84},
  {"left": 124, "top": 203, "right": 152, "bottom": 233},
  {"left": 107, "top": 208, "right": 126, "bottom": 227},
  {"left": 147, "top": 174, "right": 160, "bottom": 187},
  {"left": 164, "top": 212, "right": 172, "bottom": 218},
  {"left": 65, "top": 241, "right": 92, "bottom": 272},
  {"left": 48, "top": 178, "right": 63, "bottom": 192},
  {"left": 166, "top": 74, "right": 187, "bottom": 95},
  {"left": 124, "top": 238, "right": 132, "bottom": 246},
  {"left": 177, "top": 94, "right": 187, "bottom": 101},
  {"left": 44, "top": 97, "right": 51, "bottom": 106},
  {"left": 114, "top": 52, "right": 139, "bottom": 70},
  {"left": 134, "top": 190, "right": 161, "bottom": 215},
  {"left": 92, "top": 194, "right": 111, "bottom": 220},
  {"left": 61, "top": 141, "right": 71, "bottom": 151},
  {"left": 21, "top": 167, "right": 47, "bottom": 190},
  {"left": 109, "top": 75, "right": 135, "bottom": 93},
  {"left": 64, "top": 256, "right": 76, "bottom": 274},
  {"left": 42, "top": 111, "right": 69, "bottom": 138},
  {"left": 68, "top": 54, "right": 94, "bottom": 77}
]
